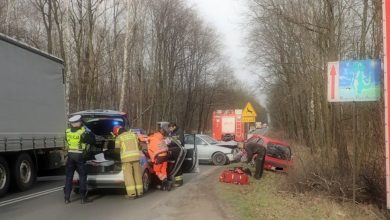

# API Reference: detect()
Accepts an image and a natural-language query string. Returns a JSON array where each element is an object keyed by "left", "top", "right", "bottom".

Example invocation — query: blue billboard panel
[{"left": 338, "top": 59, "right": 381, "bottom": 102}]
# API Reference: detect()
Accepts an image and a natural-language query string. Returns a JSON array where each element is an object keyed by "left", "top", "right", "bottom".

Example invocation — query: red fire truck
[{"left": 212, "top": 109, "right": 245, "bottom": 142}]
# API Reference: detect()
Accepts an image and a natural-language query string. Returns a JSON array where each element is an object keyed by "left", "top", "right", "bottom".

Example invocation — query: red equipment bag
[{"left": 219, "top": 167, "right": 249, "bottom": 185}]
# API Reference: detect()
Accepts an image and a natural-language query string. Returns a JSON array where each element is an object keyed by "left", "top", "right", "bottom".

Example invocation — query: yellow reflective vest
[
  {"left": 115, "top": 131, "right": 140, "bottom": 162},
  {"left": 66, "top": 127, "right": 86, "bottom": 151}
]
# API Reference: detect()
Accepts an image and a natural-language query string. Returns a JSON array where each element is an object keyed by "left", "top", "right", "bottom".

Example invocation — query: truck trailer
[{"left": 0, "top": 34, "right": 66, "bottom": 197}]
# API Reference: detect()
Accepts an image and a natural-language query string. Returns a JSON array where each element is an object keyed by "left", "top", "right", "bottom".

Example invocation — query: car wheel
[
  {"left": 0, "top": 156, "right": 10, "bottom": 197},
  {"left": 212, "top": 152, "right": 227, "bottom": 166},
  {"left": 142, "top": 170, "right": 151, "bottom": 193},
  {"left": 12, "top": 153, "right": 36, "bottom": 191}
]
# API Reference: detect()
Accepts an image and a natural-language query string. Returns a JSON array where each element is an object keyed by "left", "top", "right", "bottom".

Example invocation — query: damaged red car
[{"left": 245, "top": 135, "right": 293, "bottom": 173}]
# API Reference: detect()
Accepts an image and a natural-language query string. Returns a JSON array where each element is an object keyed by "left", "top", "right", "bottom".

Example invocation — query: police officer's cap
[{"left": 69, "top": 115, "right": 82, "bottom": 123}]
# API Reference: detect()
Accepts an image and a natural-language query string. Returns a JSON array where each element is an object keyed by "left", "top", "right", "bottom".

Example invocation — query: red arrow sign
[{"left": 330, "top": 65, "right": 336, "bottom": 99}]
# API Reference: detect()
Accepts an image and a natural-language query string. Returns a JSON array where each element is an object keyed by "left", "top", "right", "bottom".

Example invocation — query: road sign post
[{"left": 383, "top": 0, "right": 390, "bottom": 209}]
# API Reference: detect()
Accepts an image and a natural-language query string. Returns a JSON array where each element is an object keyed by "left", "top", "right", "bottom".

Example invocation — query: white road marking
[{"left": 0, "top": 186, "right": 63, "bottom": 207}]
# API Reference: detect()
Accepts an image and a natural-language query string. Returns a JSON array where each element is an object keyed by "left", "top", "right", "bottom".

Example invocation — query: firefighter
[
  {"left": 168, "top": 122, "right": 184, "bottom": 187},
  {"left": 148, "top": 123, "right": 172, "bottom": 191},
  {"left": 64, "top": 115, "right": 95, "bottom": 204},
  {"left": 236, "top": 142, "right": 267, "bottom": 179},
  {"left": 114, "top": 126, "right": 143, "bottom": 198}
]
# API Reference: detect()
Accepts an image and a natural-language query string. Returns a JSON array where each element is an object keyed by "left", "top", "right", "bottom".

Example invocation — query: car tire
[
  {"left": 12, "top": 153, "right": 36, "bottom": 191},
  {"left": 0, "top": 156, "right": 10, "bottom": 197},
  {"left": 212, "top": 152, "right": 227, "bottom": 166},
  {"left": 142, "top": 170, "right": 151, "bottom": 193}
]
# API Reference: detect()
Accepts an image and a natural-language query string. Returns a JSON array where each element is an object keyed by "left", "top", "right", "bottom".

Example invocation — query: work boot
[
  {"left": 80, "top": 197, "right": 92, "bottom": 204},
  {"left": 165, "top": 180, "right": 173, "bottom": 191},
  {"left": 161, "top": 179, "right": 168, "bottom": 191},
  {"left": 64, "top": 197, "right": 71, "bottom": 204}
]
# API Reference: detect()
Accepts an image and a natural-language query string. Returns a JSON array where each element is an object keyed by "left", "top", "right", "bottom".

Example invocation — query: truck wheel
[
  {"left": 142, "top": 170, "right": 151, "bottom": 193},
  {"left": 0, "top": 156, "right": 10, "bottom": 197},
  {"left": 212, "top": 152, "right": 227, "bottom": 166},
  {"left": 12, "top": 153, "right": 36, "bottom": 191}
]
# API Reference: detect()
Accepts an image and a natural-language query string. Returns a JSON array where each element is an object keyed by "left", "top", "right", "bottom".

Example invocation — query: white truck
[{"left": 0, "top": 34, "right": 66, "bottom": 197}]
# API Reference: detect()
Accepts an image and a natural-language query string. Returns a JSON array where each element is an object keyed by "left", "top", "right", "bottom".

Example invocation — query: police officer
[{"left": 64, "top": 115, "right": 95, "bottom": 204}]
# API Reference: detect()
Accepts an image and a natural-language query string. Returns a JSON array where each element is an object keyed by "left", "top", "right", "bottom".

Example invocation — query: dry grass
[{"left": 215, "top": 168, "right": 385, "bottom": 220}]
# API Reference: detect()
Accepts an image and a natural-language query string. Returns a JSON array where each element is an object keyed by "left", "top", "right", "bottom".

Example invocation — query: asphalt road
[{"left": 0, "top": 165, "right": 219, "bottom": 220}]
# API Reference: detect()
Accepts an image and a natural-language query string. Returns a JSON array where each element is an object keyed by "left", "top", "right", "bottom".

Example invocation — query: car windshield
[
  {"left": 201, "top": 135, "right": 218, "bottom": 145},
  {"left": 266, "top": 143, "right": 291, "bottom": 160},
  {"left": 82, "top": 116, "right": 125, "bottom": 136}
]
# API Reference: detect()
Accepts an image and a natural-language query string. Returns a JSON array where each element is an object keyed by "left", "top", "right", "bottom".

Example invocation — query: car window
[
  {"left": 200, "top": 135, "right": 218, "bottom": 144},
  {"left": 195, "top": 137, "right": 207, "bottom": 145},
  {"left": 247, "top": 136, "right": 260, "bottom": 143},
  {"left": 266, "top": 143, "right": 291, "bottom": 160},
  {"left": 185, "top": 135, "right": 195, "bottom": 145}
]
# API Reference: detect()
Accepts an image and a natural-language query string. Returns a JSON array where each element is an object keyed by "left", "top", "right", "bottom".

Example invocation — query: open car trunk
[{"left": 80, "top": 114, "right": 128, "bottom": 175}]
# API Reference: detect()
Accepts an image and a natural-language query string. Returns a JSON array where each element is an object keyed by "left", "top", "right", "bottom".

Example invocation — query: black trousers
[
  {"left": 254, "top": 154, "right": 266, "bottom": 179},
  {"left": 64, "top": 152, "right": 87, "bottom": 199}
]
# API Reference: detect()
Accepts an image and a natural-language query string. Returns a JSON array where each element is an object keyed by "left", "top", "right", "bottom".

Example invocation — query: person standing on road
[
  {"left": 113, "top": 126, "right": 143, "bottom": 198},
  {"left": 64, "top": 115, "right": 95, "bottom": 204},
  {"left": 148, "top": 123, "right": 172, "bottom": 191}
]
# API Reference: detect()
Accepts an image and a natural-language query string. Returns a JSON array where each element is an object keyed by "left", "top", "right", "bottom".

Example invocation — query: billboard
[{"left": 328, "top": 59, "right": 381, "bottom": 102}]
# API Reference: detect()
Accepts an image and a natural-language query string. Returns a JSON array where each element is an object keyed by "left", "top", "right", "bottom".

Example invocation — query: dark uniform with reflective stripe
[
  {"left": 245, "top": 143, "right": 266, "bottom": 179},
  {"left": 64, "top": 127, "right": 95, "bottom": 201}
]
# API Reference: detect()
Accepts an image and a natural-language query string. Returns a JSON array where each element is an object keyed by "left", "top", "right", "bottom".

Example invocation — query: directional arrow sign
[{"left": 327, "top": 62, "right": 339, "bottom": 102}]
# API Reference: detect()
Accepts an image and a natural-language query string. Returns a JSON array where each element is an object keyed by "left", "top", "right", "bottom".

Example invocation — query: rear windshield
[
  {"left": 266, "top": 143, "right": 291, "bottom": 160},
  {"left": 82, "top": 117, "right": 126, "bottom": 136}
]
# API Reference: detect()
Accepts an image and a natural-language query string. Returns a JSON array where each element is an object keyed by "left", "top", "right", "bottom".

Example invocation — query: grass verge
[{"left": 215, "top": 168, "right": 385, "bottom": 220}]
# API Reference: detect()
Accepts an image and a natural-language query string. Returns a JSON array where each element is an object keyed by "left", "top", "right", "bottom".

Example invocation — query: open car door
[{"left": 182, "top": 134, "right": 199, "bottom": 173}]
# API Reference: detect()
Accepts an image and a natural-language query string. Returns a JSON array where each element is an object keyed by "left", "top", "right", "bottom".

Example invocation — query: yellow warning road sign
[
  {"left": 242, "top": 102, "right": 257, "bottom": 117},
  {"left": 242, "top": 116, "right": 256, "bottom": 123}
]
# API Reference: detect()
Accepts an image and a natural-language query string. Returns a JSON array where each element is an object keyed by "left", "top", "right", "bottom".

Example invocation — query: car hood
[{"left": 215, "top": 141, "right": 237, "bottom": 149}]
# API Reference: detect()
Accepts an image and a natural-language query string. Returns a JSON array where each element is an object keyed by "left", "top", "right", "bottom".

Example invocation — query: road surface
[{"left": 0, "top": 165, "right": 227, "bottom": 220}]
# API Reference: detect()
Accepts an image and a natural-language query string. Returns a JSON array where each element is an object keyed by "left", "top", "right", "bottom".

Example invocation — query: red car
[{"left": 245, "top": 135, "right": 293, "bottom": 173}]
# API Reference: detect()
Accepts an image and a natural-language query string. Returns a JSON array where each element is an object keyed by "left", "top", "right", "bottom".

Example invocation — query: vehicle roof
[
  {"left": 251, "top": 134, "right": 290, "bottom": 146},
  {"left": 70, "top": 109, "right": 127, "bottom": 117},
  {"left": 0, "top": 33, "right": 64, "bottom": 64}
]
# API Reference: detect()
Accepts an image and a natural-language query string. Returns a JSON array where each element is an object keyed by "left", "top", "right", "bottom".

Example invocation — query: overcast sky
[{"left": 185, "top": 0, "right": 266, "bottom": 105}]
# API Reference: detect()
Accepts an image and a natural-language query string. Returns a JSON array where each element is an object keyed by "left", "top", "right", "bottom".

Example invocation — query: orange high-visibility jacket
[{"left": 148, "top": 132, "right": 168, "bottom": 162}]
